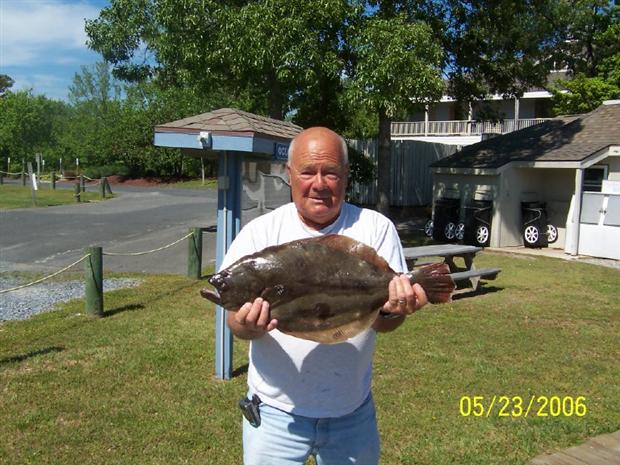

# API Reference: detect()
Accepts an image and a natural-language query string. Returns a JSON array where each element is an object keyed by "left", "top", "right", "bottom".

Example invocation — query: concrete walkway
[
  {"left": 486, "top": 246, "right": 620, "bottom": 270},
  {"left": 528, "top": 430, "right": 620, "bottom": 465}
]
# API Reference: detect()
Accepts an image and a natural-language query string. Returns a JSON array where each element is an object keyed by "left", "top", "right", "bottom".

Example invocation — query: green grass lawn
[
  {"left": 0, "top": 184, "right": 109, "bottom": 209},
  {"left": 0, "top": 253, "right": 618, "bottom": 465},
  {"left": 160, "top": 178, "right": 218, "bottom": 189}
]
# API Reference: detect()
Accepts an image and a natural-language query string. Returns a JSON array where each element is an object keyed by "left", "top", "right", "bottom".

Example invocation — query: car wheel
[
  {"left": 546, "top": 224, "right": 558, "bottom": 244},
  {"left": 523, "top": 225, "right": 540, "bottom": 246},
  {"left": 476, "top": 225, "right": 490, "bottom": 246},
  {"left": 424, "top": 219, "right": 434, "bottom": 237},
  {"left": 455, "top": 222, "right": 465, "bottom": 241},
  {"left": 444, "top": 222, "right": 456, "bottom": 240}
]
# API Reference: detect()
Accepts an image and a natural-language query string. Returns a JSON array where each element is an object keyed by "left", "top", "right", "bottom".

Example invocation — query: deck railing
[{"left": 391, "top": 118, "right": 551, "bottom": 137}]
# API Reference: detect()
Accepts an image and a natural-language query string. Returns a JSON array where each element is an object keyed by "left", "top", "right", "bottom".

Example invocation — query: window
[{"left": 583, "top": 166, "right": 608, "bottom": 192}]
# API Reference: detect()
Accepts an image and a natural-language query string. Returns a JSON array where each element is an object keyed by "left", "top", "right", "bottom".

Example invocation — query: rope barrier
[
  {"left": 103, "top": 231, "right": 194, "bottom": 256},
  {"left": 0, "top": 170, "right": 24, "bottom": 176},
  {"left": 0, "top": 254, "right": 91, "bottom": 294}
]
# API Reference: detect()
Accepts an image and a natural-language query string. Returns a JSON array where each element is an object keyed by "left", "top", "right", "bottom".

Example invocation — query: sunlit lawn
[
  {"left": 0, "top": 184, "right": 108, "bottom": 209},
  {"left": 0, "top": 251, "right": 618, "bottom": 464}
]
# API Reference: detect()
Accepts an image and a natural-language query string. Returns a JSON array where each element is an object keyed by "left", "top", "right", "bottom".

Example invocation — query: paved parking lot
[{"left": 0, "top": 184, "right": 219, "bottom": 274}]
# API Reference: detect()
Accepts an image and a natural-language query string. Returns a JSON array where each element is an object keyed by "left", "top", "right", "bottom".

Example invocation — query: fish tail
[{"left": 406, "top": 263, "right": 455, "bottom": 304}]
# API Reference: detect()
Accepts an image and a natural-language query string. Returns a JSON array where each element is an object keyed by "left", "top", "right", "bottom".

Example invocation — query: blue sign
[{"left": 274, "top": 143, "right": 289, "bottom": 161}]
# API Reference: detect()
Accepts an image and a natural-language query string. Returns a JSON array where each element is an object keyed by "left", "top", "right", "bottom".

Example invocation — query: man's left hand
[{"left": 383, "top": 274, "right": 428, "bottom": 316}]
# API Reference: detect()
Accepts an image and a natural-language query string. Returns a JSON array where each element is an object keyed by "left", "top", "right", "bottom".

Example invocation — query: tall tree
[
  {"left": 86, "top": 0, "right": 353, "bottom": 120},
  {"left": 0, "top": 91, "right": 55, "bottom": 160},
  {"left": 551, "top": 2, "right": 620, "bottom": 113},
  {"left": 346, "top": 13, "right": 444, "bottom": 213},
  {"left": 64, "top": 62, "right": 123, "bottom": 167},
  {"left": 0, "top": 74, "right": 14, "bottom": 96}
]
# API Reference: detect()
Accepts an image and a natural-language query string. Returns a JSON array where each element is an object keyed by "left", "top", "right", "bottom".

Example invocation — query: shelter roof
[
  {"left": 154, "top": 108, "right": 302, "bottom": 141},
  {"left": 432, "top": 102, "right": 620, "bottom": 169}
]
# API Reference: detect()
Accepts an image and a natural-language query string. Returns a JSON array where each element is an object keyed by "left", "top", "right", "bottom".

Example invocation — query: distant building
[{"left": 391, "top": 71, "right": 568, "bottom": 146}]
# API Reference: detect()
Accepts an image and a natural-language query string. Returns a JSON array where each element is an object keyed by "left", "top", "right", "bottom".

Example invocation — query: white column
[{"left": 567, "top": 168, "right": 583, "bottom": 255}]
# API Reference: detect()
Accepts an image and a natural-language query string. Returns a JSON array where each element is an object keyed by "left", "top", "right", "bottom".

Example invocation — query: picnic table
[{"left": 402, "top": 244, "right": 500, "bottom": 294}]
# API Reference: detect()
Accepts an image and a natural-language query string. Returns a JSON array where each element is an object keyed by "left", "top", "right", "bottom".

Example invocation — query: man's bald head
[{"left": 287, "top": 127, "right": 348, "bottom": 167}]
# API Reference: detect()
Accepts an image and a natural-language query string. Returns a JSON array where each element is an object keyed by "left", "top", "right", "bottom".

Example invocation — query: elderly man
[{"left": 220, "top": 127, "right": 427, "bottom": 465}]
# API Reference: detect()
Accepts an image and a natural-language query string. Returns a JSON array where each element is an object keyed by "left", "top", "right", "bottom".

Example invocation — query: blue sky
[{"left": 0, "top": 0, "right": 111, "bottom": 101}]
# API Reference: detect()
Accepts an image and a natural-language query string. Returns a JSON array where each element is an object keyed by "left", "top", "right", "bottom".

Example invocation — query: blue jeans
[{"left": 242, "top": 394, "right": 380, "bottom": 465}]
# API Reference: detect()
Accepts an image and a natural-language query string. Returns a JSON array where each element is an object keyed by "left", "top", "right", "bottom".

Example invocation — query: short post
[
  {"left": 187, "top": 227, "right": 203, "bottom": 279},
  {"left": 51, "top": 171, "right": 56, "bottom": 190},
  {"left": 80, "top": 175, "right": 86, "bottom": 192},
  {"left": 100, "top": 177, "right": 106, "bottom": 199},
  {"left": 21, "top": 160, "right": 26, "bottom": 186},
  {"left": 74, "top": 182, "right": 81, "bottom": 202},
  {"left": 0, "top": 172, "right": 3, "bottom": 185},
  {"left": 105, "top": 178, "right": 113, "bottom": 195},
  {"left": 84, "top": 246, "right": 104, "bottom": 317}
]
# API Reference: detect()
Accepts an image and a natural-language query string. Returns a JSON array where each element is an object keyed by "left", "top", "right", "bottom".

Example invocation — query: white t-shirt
[{"left": 220, "top": 202, "right": 406, "bottom": 418}]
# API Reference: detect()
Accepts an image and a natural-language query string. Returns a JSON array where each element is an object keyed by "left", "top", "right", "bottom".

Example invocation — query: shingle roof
[
  {"left": 432, "top": 102, "right": 620, "bottom": 169},
  {"left": 155, "top": 108, "right": 303, "bottom": 140}
]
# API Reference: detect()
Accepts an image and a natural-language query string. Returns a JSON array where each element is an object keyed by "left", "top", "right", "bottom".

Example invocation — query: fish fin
[
  {"left": 315, "top": 235, "right": 392, "bottom": 272},
  {"left": 282, "top": 309, "right": 380, "bottom": 344},
  {"left": 200, "top": 287, "right": 222, "bottom": 306},
  {"left": 407, "top": 263, "right": 455, "bottom": 304}
]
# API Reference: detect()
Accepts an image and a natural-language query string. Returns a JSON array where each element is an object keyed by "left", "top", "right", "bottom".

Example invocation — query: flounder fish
[{"left": 201, "top": 235, "right": 455, "bottom": 344}]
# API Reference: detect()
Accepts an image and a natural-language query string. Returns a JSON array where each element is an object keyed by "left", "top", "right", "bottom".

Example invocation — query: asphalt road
[{"left": 0, "top": 183, "right": 219, "bottom": 274}]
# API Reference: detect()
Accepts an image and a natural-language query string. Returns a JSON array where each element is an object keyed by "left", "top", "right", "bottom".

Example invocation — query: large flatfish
[{"left": 201, "top": 235, "right": 455, "bottom": 343}]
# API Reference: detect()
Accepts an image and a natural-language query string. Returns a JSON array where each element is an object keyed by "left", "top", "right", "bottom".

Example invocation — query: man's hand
[
  {"left": 373, "top": 275, "right": 428, "bottom": 333},
  {"left": 227, "top": 297, "right": 278, "bottom": 340},
  {"left": 383, "top": 274, "right": 428, "bottom": 316}
]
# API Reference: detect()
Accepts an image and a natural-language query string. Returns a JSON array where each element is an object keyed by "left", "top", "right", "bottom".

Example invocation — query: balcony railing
[{"left": 391, "top": 118, "right": 551, "bottom": 137}]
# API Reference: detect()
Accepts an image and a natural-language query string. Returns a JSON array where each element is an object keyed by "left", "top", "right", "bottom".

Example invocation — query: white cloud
[
  {"left": 12, "top": 72, "right": 70, "bottom": 100},
  {"left": 0, "top": 0, "right": 101, "bottom": 67}
]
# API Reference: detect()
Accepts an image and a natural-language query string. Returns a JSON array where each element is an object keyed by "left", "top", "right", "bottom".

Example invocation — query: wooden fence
[{"left": 347, "top": 139, "right": 458, "bottom": 207}]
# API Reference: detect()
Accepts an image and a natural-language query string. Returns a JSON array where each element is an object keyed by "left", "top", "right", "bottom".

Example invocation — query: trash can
[
  {"left": 432, "top": 198, "right": 461, "bottom": 242},
  {"left": 463, "top": 200, "right": 493, "bottom": 246},
  {"left": 521, "top": 201, "right": 548, "bottom": 248}
]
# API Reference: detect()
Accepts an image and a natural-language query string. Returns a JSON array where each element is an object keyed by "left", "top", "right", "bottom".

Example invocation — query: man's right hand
[{"left": 226, "top": 297, "right": 278, "bottom": 339}]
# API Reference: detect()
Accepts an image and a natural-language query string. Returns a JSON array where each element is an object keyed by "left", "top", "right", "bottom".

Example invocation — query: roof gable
[
  {"left": 432, "top": 103, "right": 620, "bottom": 169},
  {"left": 155, "top": 108, "right": 302, "bottom": 140}
]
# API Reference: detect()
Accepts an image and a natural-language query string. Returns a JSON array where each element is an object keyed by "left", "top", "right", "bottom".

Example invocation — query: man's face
[{"left": 287, "top": 129, "right": 348, "bottom": 230}]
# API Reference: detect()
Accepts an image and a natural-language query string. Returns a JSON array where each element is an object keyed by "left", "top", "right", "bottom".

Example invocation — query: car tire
[
  {"left": 444, "top": 222, "right": 456, "bottom": 240},
  {"left": 455, "top": 222, "right": 465, "bottom": 241},
  {"left": 546, "top": 224, "right": 558, "bottom": 244},
  {"left": 424, "top": 219, "right": 434, "bottom": 238},
  {"left": 523, "top": 224, "right": 541, "bottom": 247},
  {"left": 476, "top": 225, "right": 490, "bottom": 246}
]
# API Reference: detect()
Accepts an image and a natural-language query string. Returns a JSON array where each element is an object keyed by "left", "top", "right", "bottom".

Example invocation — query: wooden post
[
  {"left": 75, "top": 182, "right": 81, "bottom": 202},
  {"left": 0, "top": 171, "right": 3, "bottom": 185},
  {"left": 105, "top": 178, "right": 113, "bottom": 195},
  {"left": 84, "top": 246, "right": 104, "bottom": 317},
  {"left": 187, "top": 227, "right": 203, "bottom": 279},
  {"left": 51, "top": 171, "right": 56, "bottom": 190},
  {"left": 100, "top": 177, "right": 106, "bottom": 199},
  {"left": 80, "top": 175, "right": 86, "bottom": 192},
  {"left": 21, "top": 159, "right": 26, "bottom": 186}
]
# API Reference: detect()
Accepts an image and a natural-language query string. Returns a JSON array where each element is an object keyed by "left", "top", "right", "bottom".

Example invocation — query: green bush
[{"left": 83, "top": 164, "right": 130, "bottom": 179}]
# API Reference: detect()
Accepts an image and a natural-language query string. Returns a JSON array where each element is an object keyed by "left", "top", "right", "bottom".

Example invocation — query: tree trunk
[
  {"left": 376, "top": 108, "right": 391, "bottom": 215},
  {"left": 268, "top": 72, "right": 284, "bottom": 120}
]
